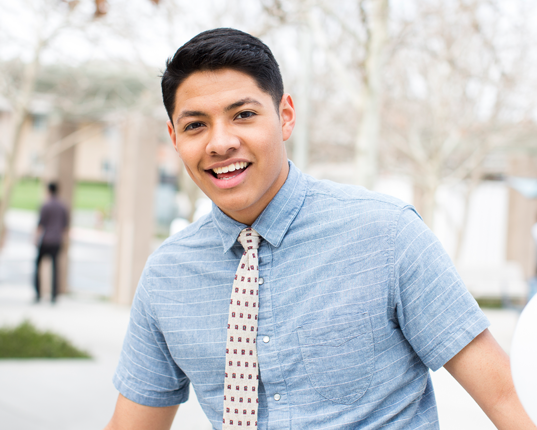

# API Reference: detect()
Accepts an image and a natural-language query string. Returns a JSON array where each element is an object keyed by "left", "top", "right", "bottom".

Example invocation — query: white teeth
[{"left": 212, "top": 162, "right": 248, "bottom": 175}]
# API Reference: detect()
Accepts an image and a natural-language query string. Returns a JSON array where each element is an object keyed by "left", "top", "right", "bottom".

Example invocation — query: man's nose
[{"left": 206, "top": 123, "right": 240, "bottom": 155}]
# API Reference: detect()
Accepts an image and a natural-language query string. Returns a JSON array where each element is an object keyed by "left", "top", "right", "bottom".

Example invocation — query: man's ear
[
  {"left": 167, "top": 120, "right": 179, "bottom": 152},
  {"left": 280, "top": 94, "right": 296, "bottom": 142}
]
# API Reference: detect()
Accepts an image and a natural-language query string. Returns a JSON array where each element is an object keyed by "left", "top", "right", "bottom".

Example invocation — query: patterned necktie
[{"left": 223, "top": 227, "right": 261, "bottom": 429}]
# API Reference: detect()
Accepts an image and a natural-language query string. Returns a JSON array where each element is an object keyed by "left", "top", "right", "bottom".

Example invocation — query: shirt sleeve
[
  {"left": 392, "top": 206, "right": 490, "bottom": 371},
  {"left": 113, "top": 267, "right": 190, "bottom": 406}
]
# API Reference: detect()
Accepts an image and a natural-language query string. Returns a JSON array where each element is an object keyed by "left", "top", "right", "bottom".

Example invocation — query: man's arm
[
  {"left": 34, "top": 225, "right": 43, "bottom": 246},
  {"left": 104, "top": 394, "right": 179, "bottom": 430},
  {"left": 444, "top": 328, "right": 536, "bottom": 429}
]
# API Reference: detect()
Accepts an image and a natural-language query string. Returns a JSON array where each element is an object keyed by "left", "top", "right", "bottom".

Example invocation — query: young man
[
  {"left": 105, "top": 29, "right": 535, "bottom": 429},
  {"left": 34, "top": 182, "right": 69, "bottom": 303}
]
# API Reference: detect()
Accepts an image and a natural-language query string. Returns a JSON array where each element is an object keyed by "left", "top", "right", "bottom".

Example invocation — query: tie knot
[{"left": 238, "top": 227, "right": 261, "bottom": 251}]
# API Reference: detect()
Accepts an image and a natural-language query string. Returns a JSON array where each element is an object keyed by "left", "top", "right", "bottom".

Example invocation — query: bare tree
[
  {"left": 353, "top": 0, "right": 389, "bottom": 189},
  {"left": 0, "top": 0, "right": 80, "bottom": 243},
  {"left": 381, "top": 0, "right": 536, "bottom": 239},
  {"left": 0, "top": 0, "right": 165, "bottom": 243},
  {"left": 260, "top": 0, "right": 389, "bottom": 188}
]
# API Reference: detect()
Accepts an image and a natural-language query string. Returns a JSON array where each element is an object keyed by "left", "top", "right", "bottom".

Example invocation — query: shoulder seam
[{"left": 305, "top": 186, "right": 408, "bottom": 209}]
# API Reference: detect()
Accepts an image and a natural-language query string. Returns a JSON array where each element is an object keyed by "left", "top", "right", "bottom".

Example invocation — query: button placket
[{"left": 256, "top": 244, "right": 290, "bottom": 428}]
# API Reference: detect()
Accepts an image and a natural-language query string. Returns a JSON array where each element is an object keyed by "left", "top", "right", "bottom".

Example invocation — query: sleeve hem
[
  {"left": 113, "top": 374, "right": 190, "bottom": 407},
  {"left": 427, "top": 315, "right": 490, "bottom": 372}
]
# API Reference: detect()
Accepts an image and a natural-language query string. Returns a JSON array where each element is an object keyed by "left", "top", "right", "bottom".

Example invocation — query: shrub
[{"left": 0, "top": 320, "right": 91, "bottom": 359}]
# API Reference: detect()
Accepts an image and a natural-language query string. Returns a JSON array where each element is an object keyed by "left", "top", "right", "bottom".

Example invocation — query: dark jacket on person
[{"left": 38, "top": 197, "right": 69, "bottom": 246}]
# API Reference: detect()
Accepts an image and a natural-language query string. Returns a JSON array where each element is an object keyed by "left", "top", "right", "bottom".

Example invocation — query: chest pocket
[{"left": 297, "top": 312, "right": 374, "bottom": 405}]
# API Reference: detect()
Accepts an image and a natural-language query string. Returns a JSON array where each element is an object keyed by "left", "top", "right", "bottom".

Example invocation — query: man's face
[{"left": 167, "top": 68, "right": 295, "bottom": 225}]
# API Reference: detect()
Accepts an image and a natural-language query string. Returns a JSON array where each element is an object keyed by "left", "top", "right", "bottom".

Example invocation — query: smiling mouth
[{"left": 209, "top": 161, "right": 250, "bottom": 180}]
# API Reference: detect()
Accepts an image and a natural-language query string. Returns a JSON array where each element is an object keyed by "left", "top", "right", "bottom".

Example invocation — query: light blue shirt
[{"left": 114, "top": 161, "right": 489, "bottom": 429}]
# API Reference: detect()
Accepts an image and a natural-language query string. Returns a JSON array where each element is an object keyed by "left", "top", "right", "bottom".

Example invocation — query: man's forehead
[
  {"left": 176, "top": 69, "right": 257, "bottom": 98},
  {"left": 172, "top": 69, "right": 268, "bottom": 119}
]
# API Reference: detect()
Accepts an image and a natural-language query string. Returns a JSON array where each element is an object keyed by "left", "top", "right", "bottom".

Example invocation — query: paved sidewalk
[
  {"left": 0, "top": 285, "right": 212, "bottom": 430},
  {"left": 0, "top": 284, "right": 521, "bottom": 430}
]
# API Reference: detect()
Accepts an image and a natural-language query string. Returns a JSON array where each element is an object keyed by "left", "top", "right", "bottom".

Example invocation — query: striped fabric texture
[{"left": 113, "top": 161, "right": 489, "bottom": 429}]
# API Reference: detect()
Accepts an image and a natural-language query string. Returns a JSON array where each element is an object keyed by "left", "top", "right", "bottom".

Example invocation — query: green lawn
[
  {"left": 74, "top": 181, "right": 114, "bottom": 211},
  {"left": 0, "top": 320, "right": 91, "bottom": 359},
  {"left": 5, "top": 178, "right": 113, "bottom": 212},
  {"left": 9, "top": 178, "right": 42, "bottom": 211}
]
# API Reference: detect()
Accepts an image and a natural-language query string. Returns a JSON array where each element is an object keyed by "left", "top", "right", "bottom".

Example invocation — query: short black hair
[
  {"left": 161, "top": 28, "right": 284, "bottom": 123},
  {"left": 48, "top": 182, "right": 58, "bottom": 195}
]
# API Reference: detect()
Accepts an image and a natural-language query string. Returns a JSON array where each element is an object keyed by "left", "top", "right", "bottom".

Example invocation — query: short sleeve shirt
[{"left": 113, "top": 161, "right": 489, "bottom": 429}]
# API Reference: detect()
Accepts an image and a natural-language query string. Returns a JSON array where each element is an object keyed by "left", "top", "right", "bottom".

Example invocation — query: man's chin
[{"left": 212, "top": 197, "right": 259, "bottom": 225}]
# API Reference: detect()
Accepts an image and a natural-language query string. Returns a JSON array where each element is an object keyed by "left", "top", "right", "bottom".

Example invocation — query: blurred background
[{"left": 0, "top": 0, "right": 536, "bottom": 429}]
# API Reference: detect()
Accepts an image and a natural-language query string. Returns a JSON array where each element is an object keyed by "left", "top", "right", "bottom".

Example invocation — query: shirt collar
[{"left": 212, "top": 160, "right": 307, "bottom": 253}]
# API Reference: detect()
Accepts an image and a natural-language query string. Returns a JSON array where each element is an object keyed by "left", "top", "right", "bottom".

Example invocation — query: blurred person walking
[{"left": 34, "top": 182, "right": 69, "bottom": 303}]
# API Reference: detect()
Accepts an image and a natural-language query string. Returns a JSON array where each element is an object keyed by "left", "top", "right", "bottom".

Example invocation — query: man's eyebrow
[
  {"left": 175, "top": 110, "right": 208, "bottom": 126},
  {"left": 225, "top": 98, "right": 263, "bottom": 112},
  {"left": 174, "top": 98, "right": 262, "bottom": 126}
]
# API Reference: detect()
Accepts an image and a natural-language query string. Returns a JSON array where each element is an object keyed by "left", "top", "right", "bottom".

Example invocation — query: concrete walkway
[
  {"left": 0, "top": 284, "right": 521, "bottom": 430},
  {"left": 0, "top": 285, "right": 212, "bottom": 430}
]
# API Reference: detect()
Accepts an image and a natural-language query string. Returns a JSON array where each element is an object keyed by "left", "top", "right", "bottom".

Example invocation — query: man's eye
[
  {"left": 185, "top": 122, "right": 204, "bottom": 131},
  {"left": 236, "top": 111, "right": 256, "bottom": 119}
]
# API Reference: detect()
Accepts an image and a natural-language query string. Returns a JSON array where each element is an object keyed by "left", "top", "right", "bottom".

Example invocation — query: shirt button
[
  {"left": 258, "top": 278, "right": 264, "bottom": 285},
  {"left": 263, "top": 336, "right": 270, "bottom": 343},
  {"left": 274, "top": 393, "right": 281, "bottom": 401}
]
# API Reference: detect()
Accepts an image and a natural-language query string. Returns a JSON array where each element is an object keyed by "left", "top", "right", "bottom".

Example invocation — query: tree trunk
[
  {"left": 0, "top": 110, "right": 28, "bottom": 245},
  {"left": 43, "top": 118, "right": 77, "bottom": 295},
  {"left": 505, "top": 155, "right": 537, "bottom": 279},
  {"left": 414, "top": 181, "right": 438, "bottom": 230},
  {"left": 292, "top": 24, "right": 312, "bottom": 171},
  {"left": 355, "top": 0, "right": 388, "bottom": 189},
  {"left": 0, "top": 43, "right": 43, "bottom": 245},
  {"left": 453, "top": 168, "right": 482, "bottom": 264}
]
